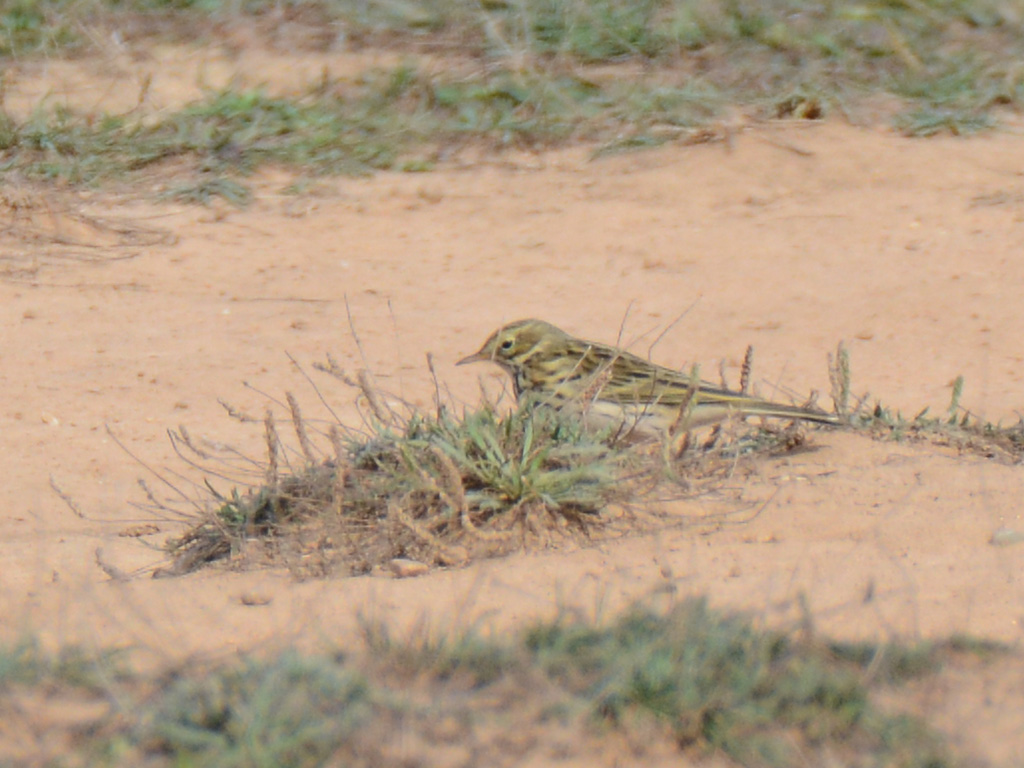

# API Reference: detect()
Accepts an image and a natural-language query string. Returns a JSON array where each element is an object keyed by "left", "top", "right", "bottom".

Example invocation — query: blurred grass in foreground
[{"left": 2, "top": 597, "right": 1000, "bottom": 767}]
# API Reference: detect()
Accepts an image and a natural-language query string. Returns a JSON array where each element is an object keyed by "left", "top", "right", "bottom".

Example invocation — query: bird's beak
[{"left": 456, "top": 349, "right": 487, "bottom": 366}]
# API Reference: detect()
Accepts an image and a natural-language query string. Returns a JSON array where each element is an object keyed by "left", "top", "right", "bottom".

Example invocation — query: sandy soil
[{"left": 2, "top": 44, "right": 1024, "bottom": 763}]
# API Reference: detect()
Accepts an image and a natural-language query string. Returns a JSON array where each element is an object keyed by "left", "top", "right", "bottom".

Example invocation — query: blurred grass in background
[{"left": 2, "top": 0, "right": 1020, "bottom": 197}]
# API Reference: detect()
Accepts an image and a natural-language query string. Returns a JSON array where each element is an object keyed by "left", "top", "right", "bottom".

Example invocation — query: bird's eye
[{"left": 500, "top": 338, "right": 514, "bottom": 351}]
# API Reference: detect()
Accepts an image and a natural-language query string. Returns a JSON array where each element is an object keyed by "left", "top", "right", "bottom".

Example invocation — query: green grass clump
[
  {"left": 0, "top": 0, "right": 79, "bottom": 56},
  {"left": 0, "top": 637, "right": 124, "bottom": 690},
  {"left": 360, "top": 618, "right": 516, "bottom": 687},
  {"left": 2, "top": 87, "right": 403, "bottom": 193},
  {"left": 6, "top": 107, "right": 152, "bottom": 185},
  {"left": 4, "top": 68, "right": 698, "bottom": 202},
  {"left": 890, "top": 55, "right": 1006, "bottom": 136},
  {"left": 138, "top": 652, "right": 370, "bottom": 766},
  {"left": 419, "top": 397, "right": 625, "bottom": 516},
  {"left": 524, "top": 598, "right": 952, "bottom": 767},
  {"left": 521, "top": 0, "right": 671, "bottom": 60},
  {"left": 160, "top": 392, "right": 635, "bottom": 577}
]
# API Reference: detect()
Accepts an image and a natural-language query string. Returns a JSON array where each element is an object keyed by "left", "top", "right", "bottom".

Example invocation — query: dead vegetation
[
  {"left": 829, "top": 342, "right": 1024, "bottom": 463},
  {"left": 145, "top": 357, "right": 649, "bottom": 578},
  {"left": 0, "top": 179, "right": 176, "bottom": 282}
]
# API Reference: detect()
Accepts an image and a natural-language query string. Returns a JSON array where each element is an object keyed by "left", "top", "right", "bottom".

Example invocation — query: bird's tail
[{"left": 738, "top": 399, "right": 841, "bottom": 425}]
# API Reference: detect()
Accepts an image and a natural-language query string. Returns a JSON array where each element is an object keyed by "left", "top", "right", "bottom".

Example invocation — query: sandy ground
[{"left": 2, "top": 44, "right": 1024, "bottom": 763}]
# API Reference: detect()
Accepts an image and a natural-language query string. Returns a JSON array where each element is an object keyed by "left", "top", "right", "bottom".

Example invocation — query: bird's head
[{"left": 456, "top": 319, "right": 568, "bottom": 374}]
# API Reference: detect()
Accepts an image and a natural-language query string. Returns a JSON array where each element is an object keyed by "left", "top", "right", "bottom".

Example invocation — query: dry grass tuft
[
  {"left": 828, "top": 342, "right": 1024, "bottom": 462},
  {"left": 142, "top": 352, "right": 835, "bottom": 579},
  {"left": 152, "top": 371, "right": 657, "bottom": 578},
  {"left": 0, "top": 179, "right": 175, "bottom": 281}
]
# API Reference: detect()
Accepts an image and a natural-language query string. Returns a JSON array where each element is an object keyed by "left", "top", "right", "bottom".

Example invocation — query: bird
[{"left": 457, "top": 318, "right": 838, "bottom": 438}]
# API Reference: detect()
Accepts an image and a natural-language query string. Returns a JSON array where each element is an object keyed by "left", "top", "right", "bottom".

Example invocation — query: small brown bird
[{"left": 458, "top": 319, "right": 838, "bottom": 436}]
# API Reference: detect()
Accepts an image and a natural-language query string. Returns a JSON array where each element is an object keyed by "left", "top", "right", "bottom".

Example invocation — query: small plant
[
  {"left": 0, "top": 638, "right": 125, "bottom": 690},
  {"left": 0, "top": 0, "right": 78, "bottom": 56},
  {"left": 828, "top": 341, "right": 1024, "bottom": 461},
  {"left": 156, "top": 373, "right": 641, "bottom": 577},
  {"left": 893, "top": 106, "right": 995, "bottom": 137},
  {"left": 140, "top": 652, "right": 371, "bottom": 766}
]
